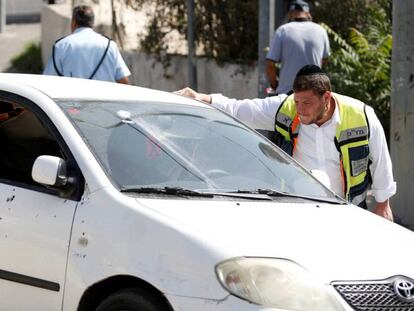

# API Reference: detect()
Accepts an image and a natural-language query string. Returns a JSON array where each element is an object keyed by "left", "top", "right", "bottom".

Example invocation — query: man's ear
[
  {"left": 323, "top": 91, "right": 332, "bottom": 103},
  {"left": 70, "top": 20, "right": 77, "bottom": 32}
]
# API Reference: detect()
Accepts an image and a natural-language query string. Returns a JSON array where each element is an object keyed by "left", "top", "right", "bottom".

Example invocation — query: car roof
[{"left": 0, "top": 73, "right": 208, "bottom": 107}]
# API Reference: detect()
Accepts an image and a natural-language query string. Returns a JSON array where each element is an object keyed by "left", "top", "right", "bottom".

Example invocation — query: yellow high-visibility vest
[{"left": 274, "top": 93, "right": 371, "bottom": 206}]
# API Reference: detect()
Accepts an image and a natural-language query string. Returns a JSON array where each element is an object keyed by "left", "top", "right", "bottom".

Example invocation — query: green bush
[
  {"left": 321, "top": 4, "right": 392, "bottom": 141},
  {"left": 310, "top": 0, "right": 391, "bottom": 40},
  {"left": 8, "top": 42, "right": 43, "bottom": 74},
  {"left": 130, "top": 0, "right": 258, "bottom": 66}
]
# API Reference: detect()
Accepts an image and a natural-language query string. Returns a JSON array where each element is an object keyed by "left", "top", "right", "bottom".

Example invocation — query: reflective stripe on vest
[
  {"left": 274, "top": 93, "right": 371, "bottom": 206},
  {"left": 274, "top": 95, "right": 300, "bottom": 155}
]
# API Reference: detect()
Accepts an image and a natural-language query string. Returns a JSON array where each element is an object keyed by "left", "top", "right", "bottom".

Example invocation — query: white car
[{"left": 0, "top": 74, "right": 413, "bottom": 311}]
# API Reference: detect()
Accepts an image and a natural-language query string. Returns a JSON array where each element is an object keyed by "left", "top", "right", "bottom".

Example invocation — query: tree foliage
[
  {"left": 321, "top": 3, "right": 392, "bottom": 139},
  {"left": 310, "top": 0, "right": 391, "bottom": 40},
  {"left": 129, "top": 0, "right": 258, "bottom": 65}
]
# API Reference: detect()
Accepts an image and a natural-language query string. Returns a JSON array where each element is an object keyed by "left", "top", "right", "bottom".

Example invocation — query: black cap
[
  {"left": 289, "top": 0, "right": 310, "bottom": 12},
  {"left": 295, "top": 64, "right": 326, "bottom": 77}
]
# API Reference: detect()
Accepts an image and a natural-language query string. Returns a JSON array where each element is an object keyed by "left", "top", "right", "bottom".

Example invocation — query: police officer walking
[{"left": 43, "top": 5, "right": 131, "bottom": 84}]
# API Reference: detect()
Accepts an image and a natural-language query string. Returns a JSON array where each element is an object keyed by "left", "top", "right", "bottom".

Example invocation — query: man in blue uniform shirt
[
  {"left": 43, "top": 5, "right": 131, "bottom": 84},
  {"left": 266, "top": 0, "right": 330, "bottom": 94}
]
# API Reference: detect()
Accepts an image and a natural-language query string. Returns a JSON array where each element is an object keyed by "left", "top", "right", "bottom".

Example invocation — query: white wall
[
  {"left": 123, "top": 53, "right": 257, "bottom": 97},
  {"left": 6, "top": 0, "right": 43, "bottom": 16}
]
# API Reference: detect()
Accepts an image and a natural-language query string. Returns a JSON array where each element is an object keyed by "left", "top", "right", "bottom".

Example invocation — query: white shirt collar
[{"left": 73, "top": 27, "right": 94, "bottom": 34}]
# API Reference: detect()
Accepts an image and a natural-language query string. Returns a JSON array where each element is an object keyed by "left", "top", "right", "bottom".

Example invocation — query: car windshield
[{"left": 57, "top": 100, "right": 338, "bottom": 200}]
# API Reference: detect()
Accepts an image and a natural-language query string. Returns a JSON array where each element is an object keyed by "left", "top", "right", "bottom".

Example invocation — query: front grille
[{"left": 333, "top": 276, "right": 414, "bottom": 311}]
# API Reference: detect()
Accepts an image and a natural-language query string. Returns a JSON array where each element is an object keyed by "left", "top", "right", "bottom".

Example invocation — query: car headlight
[{"left": 216, "top": 257, "right": 344, "bottom": 311}]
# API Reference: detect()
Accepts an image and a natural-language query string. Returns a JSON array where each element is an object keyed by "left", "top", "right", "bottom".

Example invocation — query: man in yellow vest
[{"left": 176, "top": 65, "right": 396, "bottom": 221}]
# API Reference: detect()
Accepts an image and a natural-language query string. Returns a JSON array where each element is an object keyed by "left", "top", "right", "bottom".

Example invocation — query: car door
[{"left": 0, "top": 93, "right": 83, "bottom": 310}]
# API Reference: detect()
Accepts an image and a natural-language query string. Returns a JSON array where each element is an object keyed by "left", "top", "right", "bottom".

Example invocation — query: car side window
[{"left": 0, "top": 99, "right": 65, "bottom": 188}]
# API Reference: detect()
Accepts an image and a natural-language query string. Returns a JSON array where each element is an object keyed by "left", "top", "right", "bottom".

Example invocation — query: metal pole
[
  {"left": 0, "top": 0, "right": 5, "bottom": 34},
  {"left": 255, "top": 0, "right": 275, "bottom": 138},
  {"left": 269, "top": 0, "right": 275, "bottom": 37},
  {"left": 390, "top": 0, "right": 414, "bottom": 230},
  {"left": 187, "top": 0, "right": 197, "bottom": 90},
  {"left": 274, "top": 0, "right": 289, "bottom": 30},
  {"left": 258, "top": 0, "right": 274, "bottom": 98}
]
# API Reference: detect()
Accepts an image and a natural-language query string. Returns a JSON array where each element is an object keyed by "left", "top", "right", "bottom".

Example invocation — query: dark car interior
[{"left": 0, "top": 100, "right": 63, "bottom": 186}]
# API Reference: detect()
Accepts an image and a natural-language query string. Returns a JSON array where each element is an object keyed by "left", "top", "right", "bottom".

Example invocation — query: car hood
[{"left": 138, "top": 198, "right": 414, "bottom": 283}]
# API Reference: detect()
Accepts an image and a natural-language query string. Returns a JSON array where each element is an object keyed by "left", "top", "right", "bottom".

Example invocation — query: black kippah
[{"left": 295, "top": 64, "right": 326, "bottom": 77}]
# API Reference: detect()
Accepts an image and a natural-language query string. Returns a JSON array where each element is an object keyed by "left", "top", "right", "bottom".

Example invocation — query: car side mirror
[{"left": 32, "top": 155, "right": 68, "bottom": 187}]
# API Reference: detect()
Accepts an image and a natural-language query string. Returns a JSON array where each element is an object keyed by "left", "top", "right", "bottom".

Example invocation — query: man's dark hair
[
  {"left": 72, "top": 5, "right": 95, "bottom": 28},
  {"left": 293, "top": 65, "right": 331, "bottom": 96}
]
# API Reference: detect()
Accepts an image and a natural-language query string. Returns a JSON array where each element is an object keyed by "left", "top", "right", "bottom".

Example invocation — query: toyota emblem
[{"left": 393, "top": 277, "right": 414, "bottom": 302}]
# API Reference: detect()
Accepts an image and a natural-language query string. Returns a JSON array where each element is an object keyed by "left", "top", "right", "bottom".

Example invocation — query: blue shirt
[{"left": 43, "top": 27, "right": 131, "bottom": 82}]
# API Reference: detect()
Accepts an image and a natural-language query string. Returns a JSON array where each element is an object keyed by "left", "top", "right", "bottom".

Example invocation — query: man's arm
[
  {"left": 43, "top": 55, "right": 59, "bottom": 76},
  {"left": 43, "top": 40, "right": 65, "bottom": 76},
  {"left": 374, "top": 200, "right": 393, "bottom": 221},
  {"left": 366, "top": 106, "right": 396, "bottom": 221},
  {"left": 266, "top": 60, "right": 279, "bottom": 90},
  {"left": 321, "top": 29, "right": 330, "bottom": 67},
  {"left": 266, "top": 28, "right": 282, "bottom": 90},
  {"left": 112, "top": 41, "right": 131, "bottom": 84},
  {"left": 175, "top": 87, "right": 211, "bottom": 103},
  {"left": 175, "top": 87, "right": 287, "bottom": 131},
  {"left": 116, "top": 76, "right": 129, "bottom": 84}
]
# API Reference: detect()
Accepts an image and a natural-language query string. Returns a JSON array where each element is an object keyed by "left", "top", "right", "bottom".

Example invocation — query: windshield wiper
[
  {"left": 120, "top": 186, "right": 214, "bottom": 197},
  {"left": 233, "top": 189, "right": 283, "bottom": 195},
  {"left": 121, "top": 186, "right": 343, "bottom": 203},
  {"left": 120, "top": 186, "right": 273, "bottom": 200},
  {"left": 232, "top": 189, "right": 345, "bottom": 204}
]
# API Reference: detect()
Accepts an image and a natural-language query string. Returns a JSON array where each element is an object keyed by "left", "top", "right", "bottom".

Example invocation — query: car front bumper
[{"left": 165, "top": 288, "right": 355, "bottom": 311}]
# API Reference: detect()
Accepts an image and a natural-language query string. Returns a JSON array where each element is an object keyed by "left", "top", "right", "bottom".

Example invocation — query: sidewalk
[{"left": 0, "top": 22, "right": 41, "bottom": 72}]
